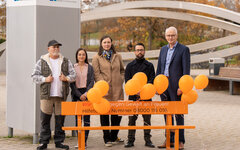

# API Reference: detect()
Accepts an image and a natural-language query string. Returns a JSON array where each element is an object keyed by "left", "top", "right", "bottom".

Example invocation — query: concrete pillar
[{"left": 6, "top": 0, "right": 80, "bottom": 142}]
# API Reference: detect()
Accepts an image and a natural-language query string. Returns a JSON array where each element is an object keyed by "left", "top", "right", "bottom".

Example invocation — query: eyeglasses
[
  {"left": 166, "top": 34, "right": 176, "bottom": 38},
  {"left": 135, "top": 49, "right": 145, "bottom": 52}
]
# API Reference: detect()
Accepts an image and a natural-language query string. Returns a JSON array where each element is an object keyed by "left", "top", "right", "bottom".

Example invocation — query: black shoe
[
  {"left": 157, "top": 141, "right": 174, "bottom": 148},
  {"left": 145, "top": 142, "right": 155, "bottom": 148},
  {"left": 55, "top": 143, "right": 69, "bottom": 150},
  {"left": 124, "top": 142, "right": 134, "bottom": 148},
  {"left": 37, "top": 144, "right": 47, "bottom": 150}
]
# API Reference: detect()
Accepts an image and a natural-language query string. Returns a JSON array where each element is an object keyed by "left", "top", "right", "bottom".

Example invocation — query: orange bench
[{"left": 61, "top": 101, "right": 195, "bottom": 150}]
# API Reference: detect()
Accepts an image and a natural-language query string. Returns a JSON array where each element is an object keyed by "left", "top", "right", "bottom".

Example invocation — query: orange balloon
[
  {"left": 125, "top": 79, "right": 142, "bottom": 95},
  {"left": 194, "top": 74, "right": 209, "bottom": 90},
  {"left": 87, "top": 88, "right": 102, "bottom": 104},
  {"left": 93, "top": 98, "right": 111, "bottom": 114},
  {"left": 133, "top": 72, "right": 147, "bottom": 88},
  {"left": 179, "top": 75, "right": 194, "bottom": 94},
  {"left": 94, "top": 80, "right": 109, "bottom": 96},
  {"left": 181, "top": 90, "right": 198, "bottom": 104},
  {"left": 154, "top": 74, "right": 169, "bottom": 94},
  {"left": 140, "top": 84, "right": 156, "bottom": 100}
]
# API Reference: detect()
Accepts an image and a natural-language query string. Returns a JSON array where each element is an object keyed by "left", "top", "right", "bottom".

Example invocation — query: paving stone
[{"left": 1, "top": 72, "right": 240, "bottom": 150}]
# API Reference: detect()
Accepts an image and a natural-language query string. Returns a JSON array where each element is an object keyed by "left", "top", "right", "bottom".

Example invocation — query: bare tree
[{"left": 0, "top": 0, "right": 6, "bottom": 39}]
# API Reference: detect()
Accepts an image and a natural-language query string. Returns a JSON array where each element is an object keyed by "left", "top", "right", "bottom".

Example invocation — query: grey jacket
[{"left": 31, "top": 53, "right": 76, "bottom": 100}]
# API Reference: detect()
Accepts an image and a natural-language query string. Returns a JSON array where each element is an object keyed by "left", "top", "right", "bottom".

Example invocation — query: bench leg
[
  {"left": 229, "top": 80, "right": 233, "bottom": 95},
  {"left": 166, "top": 115, "right": 172, "bottom": 149},
  {"left": 166, "top": 129, "right": 170, "bottom": 148},
  {"left": 77, "top": 115, "right": 85, "bottom": 150},
  {"left": 78, "top": 130, "right": 81, "bottom": 150},
  {"left": 78, "top": 130, "right": 85, "bottom": 150},
  {"left": 174, "top": 130, "right": 179, "bottom": 150}
]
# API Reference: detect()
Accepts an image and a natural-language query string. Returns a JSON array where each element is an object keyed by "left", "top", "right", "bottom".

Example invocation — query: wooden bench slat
[
  {"left": 219, "top": 67, "right": 240, "bottom": 78},
  {"left": 63, "top": 125, "right": 195, "bottom": 131},
  {"left": 208, "top": 67, "right": 240, "bottom": 95}
]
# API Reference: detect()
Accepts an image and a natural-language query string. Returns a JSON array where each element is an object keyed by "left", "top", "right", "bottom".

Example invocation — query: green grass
[
  {"left": 226, "top": 59, "right": 238, "bottom": 65},
  {"left": 81, "top": 45, "right": 99, "bottom": 51},
  {"left": 81, "top": 32, "right": 101, "bottom": 39},
  {"left": 0, "top": 38, "right": 6, "bottom": 44},
  {"left": 2, "top": 135, "right": 31, "bottom": 139},
  {"left": 216, "top": 45, "right": 234, "bottom": 51}
]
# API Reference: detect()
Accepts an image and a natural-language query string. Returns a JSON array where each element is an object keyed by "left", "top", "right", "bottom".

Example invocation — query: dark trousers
[
  {"left": 39, "top": 111, "right": 66, "bottom": 144},
  {"left": 100, "top": 115, "right": 122, "bottom": 143},
  {"left": 72, "top": 88, "right": 91, "bottom": 143},
  {"left": 160, "top": 90, "right": 185, "bottom": 144},
  {"left": 75, "top": 115, "right": 90, "bottom": 143},
  {"left": 128, "top": 114, "right": 152, "bottom": 143}
]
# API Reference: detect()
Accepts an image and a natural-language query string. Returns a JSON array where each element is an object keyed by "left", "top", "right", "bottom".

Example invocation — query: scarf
[{"left": 102, "top": 50, "right": 112, "bottom": 61}]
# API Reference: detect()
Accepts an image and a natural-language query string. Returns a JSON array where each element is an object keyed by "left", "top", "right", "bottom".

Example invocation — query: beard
[
  {"left": 52, "top": 51, "right": 59, "bottom": 56},
  {"left": 136, "top": 54, "right": 144, "bottom": 59}
]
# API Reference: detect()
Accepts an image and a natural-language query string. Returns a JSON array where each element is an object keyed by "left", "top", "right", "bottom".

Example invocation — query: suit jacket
[{"left": 156, "top": 43, "right": 190, "bottom": 101}]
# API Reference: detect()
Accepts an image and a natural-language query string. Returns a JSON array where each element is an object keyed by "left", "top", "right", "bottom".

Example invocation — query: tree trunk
[
  {"left": 83, "top": 35, "right": 87, "bottom": 46},
  {"left": 147, "top": 19, "right": 152, "bottom": 50}
]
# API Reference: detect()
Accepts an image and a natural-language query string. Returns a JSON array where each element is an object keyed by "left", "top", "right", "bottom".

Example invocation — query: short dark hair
[
  {"left": 98, "top": 35, "right": 116, "bottom": 55},
  {"left": 135, "top": 43, "right": 145, "bottom": 50},
  {"left": 75, "top": 48, "right": 88, "bottom": 64}
]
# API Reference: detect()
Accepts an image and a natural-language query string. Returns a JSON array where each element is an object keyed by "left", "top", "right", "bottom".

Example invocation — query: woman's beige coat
[{"left": 92, "top": 53, "right": 125, "bottom": 101}]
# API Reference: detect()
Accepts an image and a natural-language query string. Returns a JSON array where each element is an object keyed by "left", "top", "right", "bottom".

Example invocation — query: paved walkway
[{"left": 1, "top": 71, "right": 240, "bottom": 150}]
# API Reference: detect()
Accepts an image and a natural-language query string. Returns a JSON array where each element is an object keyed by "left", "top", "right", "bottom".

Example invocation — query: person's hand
[
  {"left": 177, "top": 88, "right": 182, "bottom": 96},
  {"left": 59, "top": 73, "right": 68, "bottom": 82},
  {"left": 136, "top": 94, "right": 140, "bottom": 101},
  {"left": 45, "top": 75, "right": 53, "bottom": 83},
  {"left": 80, "top": 95, "right": 87, "bottom": 101}
]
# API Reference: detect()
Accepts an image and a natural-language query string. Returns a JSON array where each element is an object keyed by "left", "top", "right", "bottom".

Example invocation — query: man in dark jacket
[
  {"left": 156, "top": 26, "right": 190, "bottom": 150},
  {"left": 124, "top": 43, "right": 155, "bottom": 148},
  {"left": 32, "top": 40, "right": 76, "bottom": 150}
]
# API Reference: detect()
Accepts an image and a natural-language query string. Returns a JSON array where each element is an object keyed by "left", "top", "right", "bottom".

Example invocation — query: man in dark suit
[
  {"left": 124, "top": 43, "right": 155, "bottom": 148},
  {"left": 156, "top": 27, "right": 190, "bottom": 150}
]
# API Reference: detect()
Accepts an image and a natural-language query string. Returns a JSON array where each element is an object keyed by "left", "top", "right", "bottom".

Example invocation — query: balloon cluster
[
  {"left": 87, "top": 73, "right": 209, "bottom": 114},
  {"left": 87, "top": 80, "right": 111, "bottom": 114},
  {"left": 179, "top": 74, "right": 209, "bottom": 104},
  {"left": 125, "top": 72, "right": 169, "bottom": 100}
]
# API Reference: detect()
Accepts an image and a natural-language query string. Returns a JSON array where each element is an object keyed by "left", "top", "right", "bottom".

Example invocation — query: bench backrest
[
  {"left": 219, "top": 67, "right": 240, "bottom": 78},
  {"left": 61, "top": 101, "right": 188, "bottom": 116}
]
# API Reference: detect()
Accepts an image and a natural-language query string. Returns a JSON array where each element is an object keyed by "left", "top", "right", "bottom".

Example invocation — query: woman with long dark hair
[
  {"left": 92, "top": 35, "right": 125, "bottom": 147},
  {"left": 70, "top": 48, "right": 94, "bottom": 148}
]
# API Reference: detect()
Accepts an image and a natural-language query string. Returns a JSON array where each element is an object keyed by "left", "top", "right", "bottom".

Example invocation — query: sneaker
[
  {"left": 157, "top": 140, "right": 174, "bottom": 148},
  {"left": 55, "top": 143, "right": 69, "bottom": 150},
  {"left": 75, "top": 144, "right": 87, "bottom": 149},
  {"left": 37, "top": 144, "right": 47, "bottom": 150},
  {"left": 112, "top": 138, "right": 124, "bottom": 144},
  {"left": 105, "top": 142, "right": 113, "bottom": 147},
  {"left": 74, "top": 144, "right": 78, "bottom": 149}
]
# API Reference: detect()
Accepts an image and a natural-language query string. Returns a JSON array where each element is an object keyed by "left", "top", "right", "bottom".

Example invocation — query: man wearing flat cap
[{"left": 32, "top": 40, "right": 76, "bottom": 150}]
